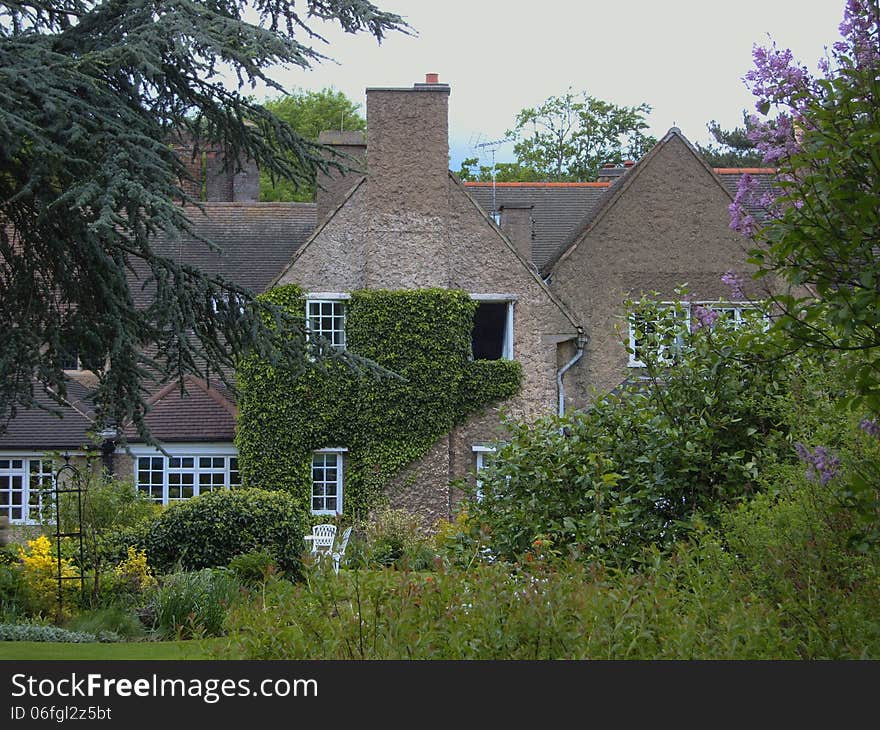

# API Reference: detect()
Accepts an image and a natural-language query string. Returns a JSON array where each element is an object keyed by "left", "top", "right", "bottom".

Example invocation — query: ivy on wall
[{"left": 236, "top": 285, "right": 523, "bottom": 520}]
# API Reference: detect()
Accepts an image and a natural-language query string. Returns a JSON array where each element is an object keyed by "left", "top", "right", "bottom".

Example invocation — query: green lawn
[{"left": 0, "top": 637, "right": 232, "bottom": 660}]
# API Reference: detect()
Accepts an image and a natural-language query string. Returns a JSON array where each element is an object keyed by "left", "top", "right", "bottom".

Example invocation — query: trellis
[{"left": 52, "top": 456, "right": 86, "bottom": 619}]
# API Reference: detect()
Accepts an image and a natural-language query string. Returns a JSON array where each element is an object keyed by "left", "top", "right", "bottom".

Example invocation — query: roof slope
[
  {"left": 463, "top": 182, "right": 609, "bottom": 271},
  {"left": 123, "top": 377, "right": 237, "bottom": 443},
  {"left": 0, "top": 381, "right": 96, "bottom": 451},
  {"left": 130, "top": 202, "right": 316, "bottom": 306}
]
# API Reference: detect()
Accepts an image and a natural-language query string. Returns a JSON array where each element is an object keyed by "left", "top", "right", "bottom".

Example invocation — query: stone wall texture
[{"left": 550, "top": 134, "right": 765, "bottom": 406}]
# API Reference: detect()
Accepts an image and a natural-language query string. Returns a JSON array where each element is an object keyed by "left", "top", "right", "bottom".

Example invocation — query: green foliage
[
  {"left": 695, "top": 112, "right": 764, "bottom": 167},
  {"left": 361, "top": 507, "right": 435, "bottom": 571},
  {"left": 0, "top": 563, "right": 28, "bottom": 621},
  {"left": 53, "top": 472, "right": 158, "bottom": 604},
  {"left": 0, "top": 623, "right": 120, "bottom": 643},
  {"left": 720, "top": 477, "right": 880, "bottom": 657},
  {"left": 743, "top": 8, "right": 880, "bottom": 417},
  {"left": 138, "top": 489, "right": 305, "bottom": 578},
  {"left": 469, "top": 295, "right": 824, "bottom": 566},
  {"left": 227, "top": 551, "right": 280, "bottom": 587},
  {"left": 147, "top": 568, "right": 242, "bottom": 639},
  {"left": 506, "top": 89, "right": 656, "bottom": 181},
  {"left": 0, "top": 0, "right": 407, "bottom": 437},
  {"left": 64, "top": 606, "right": 145, "bottom": 641},
  {"left": 237, "top": 286, "right": 523, "bottom": 518},
  {"left": 260, "top": 88, "right": 366, "bottom": 202},
  {"left": 456, "top": 158, "right": 543, "bottom": 183}
]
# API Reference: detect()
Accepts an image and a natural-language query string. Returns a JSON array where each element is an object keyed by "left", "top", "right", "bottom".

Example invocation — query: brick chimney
[
  {"left": 316, "top": 130, "right": 367, "bottom": 222},
  {"left": 596, "top": 162, "right": 628, "bottom": 184},
  {"left": 365, "top": 74, "right": 450, "bottom": 215},
  {"left": 498, "top": 204, "right": 534, "bottom": 263}
]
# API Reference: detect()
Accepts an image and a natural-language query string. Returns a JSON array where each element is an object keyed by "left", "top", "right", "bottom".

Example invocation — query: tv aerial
[{"left": 469, "top": 134, "right": 512, "bottom": 218}]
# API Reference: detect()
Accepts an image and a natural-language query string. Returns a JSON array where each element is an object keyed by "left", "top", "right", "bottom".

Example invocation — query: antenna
[{"left": 472, "top": 135, "right": 510, "bottom": 219}]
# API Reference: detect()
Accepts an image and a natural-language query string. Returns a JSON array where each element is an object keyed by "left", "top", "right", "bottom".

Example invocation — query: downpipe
[{"left": 557, "top": 332, "right": 586, "bottom": 418}]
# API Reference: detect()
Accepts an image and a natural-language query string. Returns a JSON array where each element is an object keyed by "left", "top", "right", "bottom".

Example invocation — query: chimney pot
[{"left": 425, "top": 73, "right": 439, "bottom": 84}]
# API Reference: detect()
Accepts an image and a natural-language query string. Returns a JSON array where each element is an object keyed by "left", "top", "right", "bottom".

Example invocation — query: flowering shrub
[
  {"left": 113, "top": 546, "right": 156, "bottom": 594},
  {"left": 17, "top": 536, "right": 80, "bottom": 619}
]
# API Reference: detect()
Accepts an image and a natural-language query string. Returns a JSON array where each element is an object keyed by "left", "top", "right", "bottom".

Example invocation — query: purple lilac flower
[
  {"left": 795, "top": 443, "right": 842, "bottom": 486},
  {"left": 692, "top": 305, "right": 720, "bottom": 331},
  {"left": 860, "top": 418, "right": 880, "bottom": 438},
  {"left": 721, "top": 271, "right": 746, "bottom": 299},
  {"left": 744, "top": 41, "right": 813, "bottom": 110},
  {"left": 835, "top": 0, "right": 880, "bottom": 70}
]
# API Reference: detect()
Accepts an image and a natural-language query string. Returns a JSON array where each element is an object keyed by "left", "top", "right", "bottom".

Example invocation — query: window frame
[
  {"left": 699, "top": 301, "right": 769, "bottom": 330},
  {"left": 311, "top": 447, "right": 347, "bottom": 516},
  {"left": 0, "top": 455, "right": 58, "bottom": 525},
  {"left": 472, "top": 445, "right": 497, "bottom": 502},
  {"left": 628, "top": 302, "right": 690, "bottom": 368},
  {"left": 471, "top": 294, "right": 516, "bottom": 361},
  {"left": 130, "top": 444, "right": 240, "bottom": 505},
  {"left": 305, "top": 293, "right": 350, "bottom": 352}
]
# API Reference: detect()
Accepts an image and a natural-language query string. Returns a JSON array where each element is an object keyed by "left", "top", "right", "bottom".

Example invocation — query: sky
[{"left": 250, "top": 0, "right": 849, "bottom": 171}]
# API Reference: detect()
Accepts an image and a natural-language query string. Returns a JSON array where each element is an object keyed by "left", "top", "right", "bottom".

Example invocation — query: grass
[{"left": 0, "top": 637, "right": 233, "bottom": 660}]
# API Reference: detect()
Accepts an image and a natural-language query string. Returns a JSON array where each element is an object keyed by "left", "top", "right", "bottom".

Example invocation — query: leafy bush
[
  {"left": 0, "top": 563, "right": 28, "bottom": 621},
  {"left": 363, "top": 507, "right": 435, "bottom": 571},
  {"left": 0, "top": 622, "right": 119, "bottom": 643},
  {"left": 223, "top": 489, "right": 880, "bottom": 660},
  {"left": 17, "top": 536, "right": 80, "bottom": 619},
  {"left": 227, "top": 551, "right": 279, "bottom": 587},
  {"left": 148, "top": 568, "right": 242, "bottom": 639},
  {"left": 468, "top": 299, "right": 832, "bottom": 566},
  {"left": 720, "top": 476, "right": 880, "bottom": 657},
  {"left": 140, "top": 488, "right": 305, "bottom": 579}
]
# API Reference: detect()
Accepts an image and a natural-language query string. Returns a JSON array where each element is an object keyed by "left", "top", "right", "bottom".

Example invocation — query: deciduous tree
[
  {"left": 260, "top": 87, "right": 367, "bottom": 202},
  {"left": 506, "top": 90, "right": 655, "bottom": 181}
]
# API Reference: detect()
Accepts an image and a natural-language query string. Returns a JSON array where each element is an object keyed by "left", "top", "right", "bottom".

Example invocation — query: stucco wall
[{"left": 550, "top": 134, "right": 765, "bottom": 405}]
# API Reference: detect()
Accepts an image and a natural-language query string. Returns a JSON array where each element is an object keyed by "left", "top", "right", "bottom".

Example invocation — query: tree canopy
[
  {"left": 260, "top": 87, "right": 367, "bottom": 202},
  {"left": 495, "top": 90, "right": 655, "bottom": 182},
  {"left": 731, "top": 0, "right": 880, "bottom": 416},
  {"left": 0, "top": 0, "right": 407, "bottom": 440},
  {"left": 695, "top": 112, "right": 765, "bottom": 168}
]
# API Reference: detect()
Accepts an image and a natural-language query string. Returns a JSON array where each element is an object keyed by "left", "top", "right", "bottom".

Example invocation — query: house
[{"left": 0, "top": 73, "right": 774, "bottom": 528}]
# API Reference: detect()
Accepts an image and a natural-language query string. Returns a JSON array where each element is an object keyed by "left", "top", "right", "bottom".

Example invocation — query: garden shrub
[
  {"left": 363, "top": 507, "right": 435, "bottom": 571},
  {"left": 17, "top": 535, "right": 80, "bottom": 619},
  {"left": 227, "top": 550, "right": 279, "bottom": 587},
  {"left": 720, "top": 476, "right": 880, "bottom": 657},
  {"left": 468, "top": 298, "right": 835, "bottom": 566},
  {"left": 148, "top": 568, "right": 241, "bottom": 639},
  {"left": 142, "top": 488, "right": 305, "bottom": 578},
  {"left": 0, "top": 623, "right": 120, "bottom": 643},
  {"left": 0, "top": 563, "right": 28, "bottom": 621}
]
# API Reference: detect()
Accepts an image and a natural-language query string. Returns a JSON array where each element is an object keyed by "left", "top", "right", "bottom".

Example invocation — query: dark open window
[{"left": 472, "top": 302, "right": 511, "bottom": 360}]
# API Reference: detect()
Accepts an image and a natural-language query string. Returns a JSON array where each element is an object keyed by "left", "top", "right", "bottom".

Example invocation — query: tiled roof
[
  {"left": 463, "top": 182, "right": 611, "bottom": 271},
  {"left": 130, "top": 202, "right": 316, "bottom": 306},
  {"left": 123, "top": 377, "right": 237, "bottom": 443},
  {"left": 0, "top": 381, "right": 96, "bottom": 451}
]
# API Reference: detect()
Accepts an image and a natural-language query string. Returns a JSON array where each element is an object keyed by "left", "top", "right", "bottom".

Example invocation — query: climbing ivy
[{"left": 236, "top": 285, "right": 523, "bottom": 520}]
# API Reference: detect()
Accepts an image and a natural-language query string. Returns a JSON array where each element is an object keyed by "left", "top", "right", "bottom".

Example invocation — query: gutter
[{"left": 557, "top": 331, "right": 586, "bottom": 417}]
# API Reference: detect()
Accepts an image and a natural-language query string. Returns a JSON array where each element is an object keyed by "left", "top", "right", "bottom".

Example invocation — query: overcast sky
[{"left": 256, "top": 0, "right": 848, "bottom": 170}]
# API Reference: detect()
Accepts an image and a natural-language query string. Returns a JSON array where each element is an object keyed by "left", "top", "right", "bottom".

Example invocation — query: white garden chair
[
  {"left": 304, "top": 523, "right": 337, "bottom": 560},
  {"left": 331, "top": 526, "right": 353, "bottom": 575}
]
